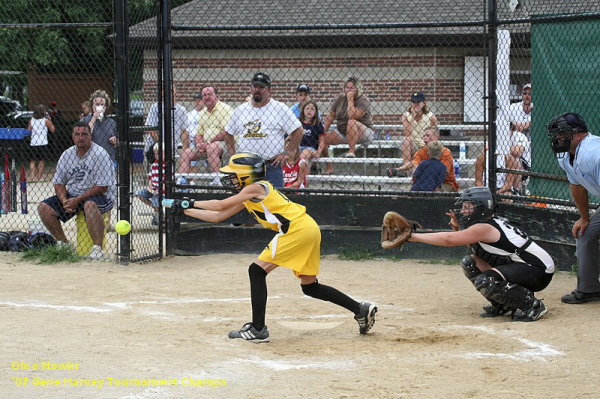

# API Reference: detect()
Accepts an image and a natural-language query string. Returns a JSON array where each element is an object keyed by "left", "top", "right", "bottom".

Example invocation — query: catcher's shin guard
[
  {"left": 473, "top": 273, "right": 535, "bottom": 311},
  {"left": 461, "top": 255, "right": 480, "bottom": 283}
]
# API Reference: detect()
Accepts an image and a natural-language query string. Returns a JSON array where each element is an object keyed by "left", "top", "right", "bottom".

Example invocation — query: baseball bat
[
  {"left": 20, "top": 164, "right": 27, "bottom": 214},
  {"left": 3, "top": 155, "right": 10, "bottom": 213},
  {"left": 161, "top": 198, "right": 191, "bottom": 208},
  {"left": 10, "top": 159, "right": 17, "bottom": 212}
]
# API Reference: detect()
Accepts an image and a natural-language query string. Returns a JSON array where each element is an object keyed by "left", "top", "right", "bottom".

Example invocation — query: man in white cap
[{"left": 224, "top": 72, "right": 303, "bottom": 187}]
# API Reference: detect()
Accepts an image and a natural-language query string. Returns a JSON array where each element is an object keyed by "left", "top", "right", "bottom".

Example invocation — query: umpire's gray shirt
[{"left": 53, "top": 143, "right": 116, "bottom": 201}]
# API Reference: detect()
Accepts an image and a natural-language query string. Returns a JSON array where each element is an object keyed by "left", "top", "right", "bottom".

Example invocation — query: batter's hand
[{"left": 572, "top": 218, "right": 589, "bottom": 238}]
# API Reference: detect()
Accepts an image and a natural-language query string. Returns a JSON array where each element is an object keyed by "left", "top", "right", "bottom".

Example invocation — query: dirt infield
[{"left": 1, "top": 253, "right": 599, "bottom": 399}]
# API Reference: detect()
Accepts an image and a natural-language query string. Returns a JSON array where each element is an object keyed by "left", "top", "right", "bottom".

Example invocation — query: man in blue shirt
[{"left": 547, "top": 112, "right": 600, "bottom": 304}]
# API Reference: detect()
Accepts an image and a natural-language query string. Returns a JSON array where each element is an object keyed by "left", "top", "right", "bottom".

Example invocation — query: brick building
[{"left": 129, "top": 0, "right": 589, "bottom": 131}]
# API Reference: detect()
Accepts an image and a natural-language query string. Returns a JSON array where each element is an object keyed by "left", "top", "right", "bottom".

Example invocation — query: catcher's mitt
[{"left": 381, "top": 211, "right": 422, "bottom": 250}]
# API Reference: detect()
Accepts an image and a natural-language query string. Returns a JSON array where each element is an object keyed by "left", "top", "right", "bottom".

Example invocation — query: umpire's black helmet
[{"left": 546, "top": 112, "right": 588, "bottom": 157}]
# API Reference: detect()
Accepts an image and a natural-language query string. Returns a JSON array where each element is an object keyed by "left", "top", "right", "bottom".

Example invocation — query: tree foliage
[{"left": 0, "top": 0, "right": 188, "bottom": 75}]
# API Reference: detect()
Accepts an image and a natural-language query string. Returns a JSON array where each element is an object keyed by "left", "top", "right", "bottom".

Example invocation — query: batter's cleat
[
  {"left": 480, "top": 301, "right": 514, "bottom": 318},
  {"left": 512, "top": 299, "right": 547, "bottom": 322},
  {"left": 228, "top": 323, "right": 270, "bottom": 343},
  {"left": 354, "top": 302, "right": 378, "bottom": 334},
  {"left": 561, "top": 290, "right": 600, "bottom": 304}
]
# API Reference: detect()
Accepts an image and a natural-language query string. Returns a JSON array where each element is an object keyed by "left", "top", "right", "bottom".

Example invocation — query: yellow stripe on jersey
[{"left": 245, "top": 181, "right": 320, "bottom": 278}]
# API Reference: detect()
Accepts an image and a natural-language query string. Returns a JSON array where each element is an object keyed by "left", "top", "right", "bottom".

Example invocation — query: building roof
[{"left": 129, "top": 0, "right": 599, "bottom": 48}]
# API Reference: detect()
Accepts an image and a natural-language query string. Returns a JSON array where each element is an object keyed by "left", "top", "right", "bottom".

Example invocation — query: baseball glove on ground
[{"left": 381, "top": 211, "right": 422, "bottom": 250}]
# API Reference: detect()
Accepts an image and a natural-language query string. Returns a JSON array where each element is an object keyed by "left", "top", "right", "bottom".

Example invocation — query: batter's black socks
[
  {"left": 301, "top": 280, "right": 361, "bottom": 314},
  {"left": 248, "top": 263, "right": 268, "bottom": 331}
]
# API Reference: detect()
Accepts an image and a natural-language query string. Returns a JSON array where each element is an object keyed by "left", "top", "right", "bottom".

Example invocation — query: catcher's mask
[
  {"left": 546, "top": 112, "right": 587, "bottom": 158},
  {"left": 454, "top": 187, "right": 496, "bottom": 229},
  {"left": 219, "top": 152, "right": 266, "bottom": 193}
]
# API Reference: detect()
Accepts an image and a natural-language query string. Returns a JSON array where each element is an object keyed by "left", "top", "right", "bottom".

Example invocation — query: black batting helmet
[
  {"left": 29, "top": 232, "right": 57, "bottom": 249},
  {"left": 8, "top": 231, "right": 30, "bottom": 252}
]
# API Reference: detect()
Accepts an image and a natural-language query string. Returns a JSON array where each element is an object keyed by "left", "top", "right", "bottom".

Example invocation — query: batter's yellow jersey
[
  {"left": 244, "top": 181, "right": 321, "bottom": 277},
  {"left": 243, "top": 181, "right": 307, "bottom": 232}
]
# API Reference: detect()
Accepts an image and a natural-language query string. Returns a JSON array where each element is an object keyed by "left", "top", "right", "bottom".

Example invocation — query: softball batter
[{"left": 168, "top": 152, "right": 377, "bottom": 342}]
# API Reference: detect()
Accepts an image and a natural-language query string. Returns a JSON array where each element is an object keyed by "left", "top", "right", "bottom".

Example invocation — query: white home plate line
[
  {"left": 0, "top": 299, "right": 350, "bottom": 322},
  {"left": 237, "top": 356, "right": 356, "bottom": 371},
  {"left": 449, "top": 325, "right": 563, "bottom": 362},
  {"left": 0, "top": 301, "right": 113, "bottom": 313}
]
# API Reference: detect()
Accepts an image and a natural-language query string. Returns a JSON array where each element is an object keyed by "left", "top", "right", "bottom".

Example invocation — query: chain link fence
[
  {"left": 1, "top": 0, "right": 598, "bottom": 261},
  {"left": 493, "top": 2, "right": 599, "bottom": 206},
  {"left": 0, "top": 1, "right": 168, "bottom": 262}
]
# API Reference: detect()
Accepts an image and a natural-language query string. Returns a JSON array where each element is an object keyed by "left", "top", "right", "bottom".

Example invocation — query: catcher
[
  {"left": 166, "top": 152, "right": 377, "bottom": 342},
  {"left": 382, "top": 186, "right": 554, "bottom": 322}
]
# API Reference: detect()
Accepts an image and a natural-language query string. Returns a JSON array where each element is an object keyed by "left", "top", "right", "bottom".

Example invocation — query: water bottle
[
  {"left": 385, "top": 131, "right": 391, "bottom": 141},
  {"left": 459, "top": 142, "right": 466, "bottom": 160},
  {"left": 454, "top": 159, "right": 460, "bottom": 177},
  {"left": 328, "top": 147, "right": 334, "bottom": 158}
]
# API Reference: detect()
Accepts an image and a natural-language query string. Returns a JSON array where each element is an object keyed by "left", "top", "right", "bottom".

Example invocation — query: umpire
[{"left": 547, "top": 112, "right": 600, "bottom": 304}]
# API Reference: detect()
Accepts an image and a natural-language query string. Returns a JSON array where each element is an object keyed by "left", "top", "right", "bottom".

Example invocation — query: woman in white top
[{"left": 28, "top": 104, "right": 55, "bottom": 181}]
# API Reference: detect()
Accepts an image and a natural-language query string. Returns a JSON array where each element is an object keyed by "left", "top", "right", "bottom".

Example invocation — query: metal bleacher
[{"left": 171, "top": 124, "right": 485, "bottom": 192}]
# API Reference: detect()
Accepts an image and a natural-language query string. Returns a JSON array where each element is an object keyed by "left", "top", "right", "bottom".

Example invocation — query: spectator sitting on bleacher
[
  {"left": 509, "top": 83, "right": 532, "bottom": 140},
  {"left": 187, "top": 92, "right": 204, "bottom": 138},
  {"left": 299, "top": 101, "right": 325, "bottom": 162},
  {"left": 401, "top": 91, "right": 438, "bottom": 166},
  {"left": 37, "top": 122, "right": 116, "bottom": 259},
  {"left": 322, "top": 77, "right": 375, "bottom": 174},
  {"left": 411, "top": 141, "right": 447, "bottom": 192},
  {"left": 475, "top": 83, "right": 532, "bottom": 194},
  {"left": 283, "top": 144, "right": 309, "bottom": 189},
  {"left": 387, "top": 127, "right": 458, "bottom": 192},
  {"left": 179, "top": 86, "right": 233, "bottom": 182},
  {"left": 136, "top": 142, "right": 165, "bottom": 226},
  {"left": 475, "top": 124, "right": 531, "bottom": 195},
  {"left": 475, "top": 121, "right": 531, "bottom": 195},
  {"left": 290, "top": 84, "right": 312, "bottom": 118},
  {"left": 144, "top": 87, "right": 188, "bottom": 169}
]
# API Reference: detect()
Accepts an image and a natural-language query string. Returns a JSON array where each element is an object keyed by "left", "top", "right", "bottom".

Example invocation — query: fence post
[
  {"left": 114, "top": 0, "right": 131, "bottom": 265},
  {"left": 486, "top": 0, "right": 498, "bottom": 192},
  {"left": 161, "top": 0, "right": 176, "bottom": 256}
]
